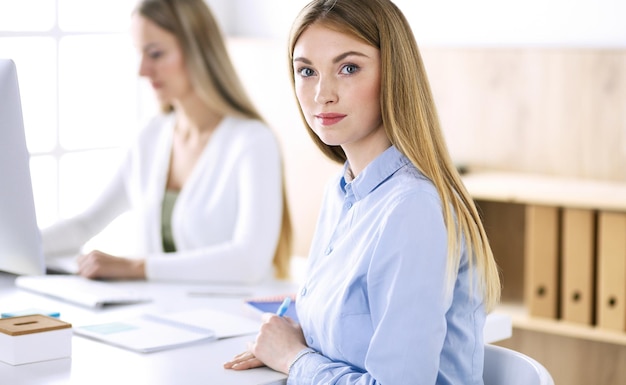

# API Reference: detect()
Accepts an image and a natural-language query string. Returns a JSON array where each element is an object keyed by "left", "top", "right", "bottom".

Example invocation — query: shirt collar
[{"left": 340, "top": 145, "right": 411, "bottom": 201}]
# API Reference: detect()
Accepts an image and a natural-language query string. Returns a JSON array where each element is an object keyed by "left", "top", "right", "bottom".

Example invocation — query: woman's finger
[
  {"left": 229, "top": 356, "right": 265, "bottom": 370},
  {"left": 223, "top": 351, "right": 264, "bottom": 370}
]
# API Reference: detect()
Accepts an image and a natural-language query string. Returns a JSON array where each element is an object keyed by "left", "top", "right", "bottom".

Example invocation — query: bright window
[{"left": 0, "top": 0, "right": 156, "bottom": 231}]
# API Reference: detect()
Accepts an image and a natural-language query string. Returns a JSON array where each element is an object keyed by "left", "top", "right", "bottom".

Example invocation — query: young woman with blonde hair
[
  {"left": 42, "top": 0, "right": 292, "bottom": 283},
  {"left": 226, "top": 0, "right": 500, "bottom": 383}
]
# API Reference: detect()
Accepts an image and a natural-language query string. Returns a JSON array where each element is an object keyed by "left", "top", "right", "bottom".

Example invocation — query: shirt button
[
  {"left": 300, "top": 287, "right": 307, "bottom": 296},
  {"left": 344, "top": 202, "right": 352, "bottom": 209},
  {"left": 325, "top": 246, "right": 332, "bottom": 255},
  {"left": 307, "top": 336, "right": 314, "bottom": 345}
]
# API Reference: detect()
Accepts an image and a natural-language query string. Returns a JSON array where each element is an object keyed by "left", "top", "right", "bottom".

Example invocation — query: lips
[{"left": 315, "top": 113, "right": 346, "bottom": 126}]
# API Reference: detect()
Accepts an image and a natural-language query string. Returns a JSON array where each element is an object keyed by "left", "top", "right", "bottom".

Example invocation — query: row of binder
[{"left": 525, "top": 205, "right": 626, "bottom": 331}]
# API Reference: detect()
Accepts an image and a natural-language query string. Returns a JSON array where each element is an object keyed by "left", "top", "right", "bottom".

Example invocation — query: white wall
[
  {"left": 395, "top": 0, "right": 626, "bottom": 47},
  {"left": 208, "top": 0, "right": 626, "bottom": 47}
]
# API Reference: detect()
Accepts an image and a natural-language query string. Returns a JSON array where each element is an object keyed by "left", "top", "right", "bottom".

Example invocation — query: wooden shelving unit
[{"left": 463, "top": 171, "right": 626, "bottom": 385}]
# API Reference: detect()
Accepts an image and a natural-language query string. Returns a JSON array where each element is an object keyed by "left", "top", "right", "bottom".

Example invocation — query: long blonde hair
[
  {"left": 135, "top": 0, "right": 293, "bottom": 279},
  {"left": 288, "top": 0, "right": 500, "bottom": 310}
]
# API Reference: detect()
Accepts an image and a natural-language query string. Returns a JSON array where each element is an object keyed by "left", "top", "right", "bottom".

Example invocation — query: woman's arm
[{"left": 40, "top": 158, "right": 132, "bottom": 257}]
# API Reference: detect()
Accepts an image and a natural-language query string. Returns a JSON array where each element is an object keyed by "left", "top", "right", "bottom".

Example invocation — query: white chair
[{"left": 483, "top": 344, "right": 555, "bottom": 385}]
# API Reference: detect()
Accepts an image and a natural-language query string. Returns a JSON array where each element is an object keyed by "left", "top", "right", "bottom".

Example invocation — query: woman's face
[
  {"left": 131, "top": 14, "right": 192, "bottom": 105},
  {"left": 292, "top": 23, "right": 384, "bottom": 155}
]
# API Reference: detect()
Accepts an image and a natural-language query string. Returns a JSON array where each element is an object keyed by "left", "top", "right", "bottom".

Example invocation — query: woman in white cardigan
[{"left": 41, "top": 0, "right": 292, "bottom": 284}]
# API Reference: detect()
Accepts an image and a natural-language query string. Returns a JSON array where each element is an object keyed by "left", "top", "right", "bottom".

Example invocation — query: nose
[
  {"left": 314, "top": 76, "right": 337, "bottom": 105},
  {"left": 137, "top": 55, "right": 150, "bottom": 78}
]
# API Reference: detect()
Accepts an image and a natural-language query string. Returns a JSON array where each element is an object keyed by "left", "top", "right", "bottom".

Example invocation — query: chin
[
  {"left": 316, "top": 135, "right": 340, "bottom": 146},
  {"left": 313, "top": 130, "right": 341, "bottom": 147},
  {"left": 320, "top": 136, "right": 345, "bottom": 147},
  {"left": 152, "top": 88, "right": 168, "bottom": 100}
]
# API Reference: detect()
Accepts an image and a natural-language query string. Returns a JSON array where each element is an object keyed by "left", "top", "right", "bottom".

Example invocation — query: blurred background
[{"left": 0, "top": 0, "right": 625, "bottom": 252}]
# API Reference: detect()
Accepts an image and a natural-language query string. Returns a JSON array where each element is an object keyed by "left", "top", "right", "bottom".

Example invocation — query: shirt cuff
[{"left": 287, "top": 348, "right": 328, "bottom": 384}]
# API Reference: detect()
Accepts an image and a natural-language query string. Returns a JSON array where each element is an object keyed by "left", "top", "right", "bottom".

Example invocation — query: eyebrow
[{"left": 293, "top": 50, "right": 370, "bottom": 65}]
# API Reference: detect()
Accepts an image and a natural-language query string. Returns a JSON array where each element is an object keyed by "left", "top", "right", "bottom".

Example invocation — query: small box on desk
[{"left": 0, "top": 314, "right": 72, "bottom": 365}]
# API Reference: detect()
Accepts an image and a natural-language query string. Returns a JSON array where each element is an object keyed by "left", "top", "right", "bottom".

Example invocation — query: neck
[
  {"left": 173, "top": 96, "right": 223, "bottom": 139},
  {"left": 175, "top": 113, "right": 222, "bottom": 139},
  {"left": 343, "top": 129, "right": 391, "bottom": 177}
]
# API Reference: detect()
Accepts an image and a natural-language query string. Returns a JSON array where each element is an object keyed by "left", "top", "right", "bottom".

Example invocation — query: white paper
[
  {"left": 144, "top": 308, "right": 260, "bottom": 339},
  {"left": 74, "top": 316, "right": 216, "bottom": 353},
  {"left": 74, "top": 308, "right": 260, "bottom": 353}
]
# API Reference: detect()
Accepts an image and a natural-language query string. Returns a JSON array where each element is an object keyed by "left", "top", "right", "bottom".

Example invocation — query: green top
[{"left": 161, "top": 189, "right": 180, "bottom": 253}]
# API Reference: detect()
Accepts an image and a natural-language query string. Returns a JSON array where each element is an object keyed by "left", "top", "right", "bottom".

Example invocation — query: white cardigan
[{"left": 42, "top": 114, "right": 284, "bottom": 284}]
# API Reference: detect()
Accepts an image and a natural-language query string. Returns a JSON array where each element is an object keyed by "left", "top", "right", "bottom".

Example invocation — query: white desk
[{"left": 0, "top": 272, "right": 512, "bottom": 385}]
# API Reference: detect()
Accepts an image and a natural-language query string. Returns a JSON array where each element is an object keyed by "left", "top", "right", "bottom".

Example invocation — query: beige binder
[
  {"left": 596, "top": 211, "right": 626, "bottom": 331},
  {"left": 524, "top": 205, "right": 560, "bottom": 319},
  {"left": 560, "top": 208, "right": 596, "bottom": 325}
]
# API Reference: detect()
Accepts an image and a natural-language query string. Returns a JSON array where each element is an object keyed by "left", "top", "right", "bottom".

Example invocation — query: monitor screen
[{"left": 0, "top": 58, "right": 45, "bottom": 276}]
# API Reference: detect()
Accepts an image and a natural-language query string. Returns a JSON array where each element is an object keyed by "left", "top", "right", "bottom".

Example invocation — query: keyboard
[{"left": 15, "top": 275, "right": 152, "bottom": 308}]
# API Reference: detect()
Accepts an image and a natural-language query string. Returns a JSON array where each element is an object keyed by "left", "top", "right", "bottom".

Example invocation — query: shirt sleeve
[
  {"left": 40, "top": 155, "right": 132, "bottom": 257},
  {"left": 289, "top": 189, "right": 452, "bottom": 384}
]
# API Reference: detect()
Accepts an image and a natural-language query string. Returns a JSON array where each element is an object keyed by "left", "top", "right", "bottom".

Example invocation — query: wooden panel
[
  {"left": 421, "top": 48, "right": 626, "bottom": 182},
  {"left": 475, "top": 200, "right": 525, "bottom": 303},
  {"left": 462, "top": 171, "right": 626, "bottom": 212}
]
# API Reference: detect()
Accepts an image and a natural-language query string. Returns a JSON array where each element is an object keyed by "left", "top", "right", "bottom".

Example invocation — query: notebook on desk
[
  {"left": 15, "top": 275, "right": 152, "bottom": 308},
  {"left": 74, "top": 308, "right": 261, "bottom": 353},
  {"left": 244, "top": 294, "right": 298, "bottom": 321}
]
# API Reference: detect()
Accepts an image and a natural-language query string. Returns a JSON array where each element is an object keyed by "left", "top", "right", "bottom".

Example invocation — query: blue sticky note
[{"left": 1, "top": 308, "right": 61, "bottom": 318}]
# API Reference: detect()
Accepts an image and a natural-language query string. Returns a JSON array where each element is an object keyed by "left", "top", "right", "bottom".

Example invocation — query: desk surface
[{"left": 0, "top": 272, "right": 512, "bottom": 385}]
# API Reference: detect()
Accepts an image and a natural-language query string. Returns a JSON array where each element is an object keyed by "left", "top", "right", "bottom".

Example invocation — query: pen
[{"left": 276, "top": 296, "right": 291, "bottom": 317}]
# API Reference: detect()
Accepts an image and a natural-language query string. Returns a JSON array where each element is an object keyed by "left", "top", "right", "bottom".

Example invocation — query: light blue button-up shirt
[{"left": 289, "top": 146, "right": 486, "bottom": 385}]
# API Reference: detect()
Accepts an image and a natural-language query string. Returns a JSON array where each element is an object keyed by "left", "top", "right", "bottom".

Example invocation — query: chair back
[{"left": 483, "top": 344, "right": 555, "bottom": 385}]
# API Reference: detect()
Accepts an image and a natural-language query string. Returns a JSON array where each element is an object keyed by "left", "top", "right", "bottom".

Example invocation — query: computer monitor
[{"left": 0, "top": 58, "right": 45, "bottom": 276}]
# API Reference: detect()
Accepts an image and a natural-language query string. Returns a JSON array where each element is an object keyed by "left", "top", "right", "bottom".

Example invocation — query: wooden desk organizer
[{"left": 0, "top": 314, "right": 72, "bottom": 365}]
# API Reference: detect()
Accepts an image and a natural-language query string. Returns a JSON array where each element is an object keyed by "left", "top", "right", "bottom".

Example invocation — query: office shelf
[
  {"left": 466, "top": 171, "right": 626, "bottom": 385},
  {"left": 498, "top": 303, "right": 626, "bottom": 347}
]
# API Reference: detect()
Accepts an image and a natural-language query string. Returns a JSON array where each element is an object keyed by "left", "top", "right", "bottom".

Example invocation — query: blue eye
[
  {"left": 341, "top": 64, "right": 359, "bottom": 75},
  {"left": 297, "top": 67, "right": 315, "bottom": 77}
]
